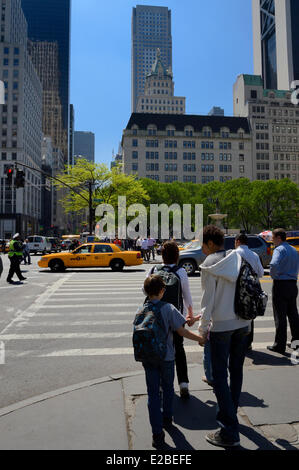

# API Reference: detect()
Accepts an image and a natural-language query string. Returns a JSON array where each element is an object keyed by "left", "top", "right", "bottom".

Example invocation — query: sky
[{"left": 70, "top": 0, "right": 254, "bottom": 165}]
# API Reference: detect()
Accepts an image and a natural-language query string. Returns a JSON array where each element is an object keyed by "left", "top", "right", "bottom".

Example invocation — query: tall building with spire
[
  {"left": 252, "top": 0, "right": 299, "bottom": 90},
  {"left": 132, "top": 5, "right": 172, "bottom": 112},
  {"left": 136, "top": 49, "right": 185, "bottom": 114}
]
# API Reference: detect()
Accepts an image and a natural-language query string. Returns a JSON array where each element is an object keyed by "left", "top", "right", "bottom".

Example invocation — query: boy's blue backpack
[{"left": 133, "top": 301, "right": 168, "bottom": 365}]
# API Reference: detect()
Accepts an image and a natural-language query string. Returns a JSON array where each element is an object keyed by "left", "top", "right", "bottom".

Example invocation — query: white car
[{"left": 27, "top": 236, "right": 52, "bottom": 255}]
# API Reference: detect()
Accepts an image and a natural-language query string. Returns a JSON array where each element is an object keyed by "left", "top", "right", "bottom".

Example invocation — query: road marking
[
  {"left": 38, "top": 304, "right": 141, "bottom": 309},
  {"left": 0, "top": 274, "right": 73, "bottom": 335},
  {"left": 0, "top": 332, "right": 131, "bottom": 340},
  {"left": 36, "top": 342, "right": 276, "bottom": 358},
  {"left": 15, "top": 320, "right": 133, "bottom": 327}
]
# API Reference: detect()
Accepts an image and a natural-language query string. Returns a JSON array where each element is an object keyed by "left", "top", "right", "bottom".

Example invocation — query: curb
[{"left": 0, "top": 370, "right": 145, "bottom": 419}]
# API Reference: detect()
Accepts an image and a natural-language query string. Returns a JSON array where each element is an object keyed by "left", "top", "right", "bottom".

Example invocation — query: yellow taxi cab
[
  {"left": 38, "top": 243, "right": 143, "bottom": 272},
  {"left": 287, "top": 237, "right": 299, "bottom": 253}
]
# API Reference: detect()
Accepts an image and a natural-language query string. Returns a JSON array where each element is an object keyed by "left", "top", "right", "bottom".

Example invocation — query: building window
[{"left": 132, "top": 139, "right": 138, "bottom": 147}]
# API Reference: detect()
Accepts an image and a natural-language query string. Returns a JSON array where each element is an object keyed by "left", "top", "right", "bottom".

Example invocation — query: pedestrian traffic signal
[
  {"left": 15, "top": 170, "right": 25, "bottom": 188},
  {"left": 6, "top": 167, "right": 14, "bottom": 186}
]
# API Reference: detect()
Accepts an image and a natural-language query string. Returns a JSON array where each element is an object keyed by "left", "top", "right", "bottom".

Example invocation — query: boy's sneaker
[
  {"left": 179, "top": 383, "right": 190, "bottom": 400},
  {"left": 205, "top": 430, "right": 240, "bottom": 448},
  {"left": 152, "top": 431, "right": 165, "bottom": 449}
]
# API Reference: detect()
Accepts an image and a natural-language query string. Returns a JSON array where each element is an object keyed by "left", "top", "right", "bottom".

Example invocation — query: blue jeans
[
  {"left": 203, "top": 340, "right": 213, "bottom": 383},
  {"left": 210, "top": 327, "right": 249, "bottom": 442},
  {"left": 143, "top": 360, "right": 175, "bottom": 435}
]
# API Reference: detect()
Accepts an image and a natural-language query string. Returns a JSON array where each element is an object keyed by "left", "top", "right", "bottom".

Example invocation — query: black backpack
[
  {"left": 234, "top": 259, "right": 268, "bottom": 320},
  {"left": 150, "top": 265, "right": 183, "bottom": 313},
  {"left": 133, "top": 301, "right": 168, "bottom": 365}
]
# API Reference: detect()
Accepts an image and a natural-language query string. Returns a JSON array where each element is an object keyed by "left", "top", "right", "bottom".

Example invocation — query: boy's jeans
[
  {"left": 210, "top": 327, "right": 249, "bottom": 442},
  {"left": 143, "top": 360, "right": 175, "bottom": 435}
]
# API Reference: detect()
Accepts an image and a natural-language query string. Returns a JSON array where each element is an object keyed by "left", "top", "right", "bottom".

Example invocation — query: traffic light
[
  {"left": 15, "top": 170, "right": 25, "bottom": 188},
  {"left": 6, "top": 167, "right": 14, "bottom": 186}
]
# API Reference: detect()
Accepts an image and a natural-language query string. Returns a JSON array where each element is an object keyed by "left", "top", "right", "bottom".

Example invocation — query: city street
[
  {"left": 0, "top": 255, "right": 296, "bottom": 407},
  {"left": 0, "top": 254, "right": 298, "bottom": 450}
]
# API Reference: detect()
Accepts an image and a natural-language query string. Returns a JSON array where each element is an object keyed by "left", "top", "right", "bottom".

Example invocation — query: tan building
[
  {"left": 28, "top": 40, "right": 67, "bottom": 231},
  {"left": 122, "top": 113, "right": 252, "bottom": 184},
  {"left": 234, "top": 74, "right": 299, "bottom": 183},
  {"left": 136, "top": 49, "right": 185, "bottom": 115}
]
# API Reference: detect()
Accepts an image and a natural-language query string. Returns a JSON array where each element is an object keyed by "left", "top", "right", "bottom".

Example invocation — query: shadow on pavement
[
  {"left": 240, "top": 392, "right": 268, "bottom": 409},
  {"left": 173, "top": 395, "right": 217, "bottom": 431},
  {"left": 165, "top": 425, "right": 195, "bottom": 450},
  {"left": 246, "top": 349, "right": 292, "bottom": 366},
  {"left": 275, "top": 439, "right": 299, "bottom": 451},
  {"left": 238, "top": 424, "right": 281, "bottom": 450}
]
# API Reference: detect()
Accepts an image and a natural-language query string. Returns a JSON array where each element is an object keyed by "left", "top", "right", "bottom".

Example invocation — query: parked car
[
  {"left": 48, "top": 237, "right": 61, "bottom": 253},
  {"left": 179, "top": 235, "right": 271, "bottom": 276},
  {"left": 27, "top": 236, "right": 52, "bottom": 255}
]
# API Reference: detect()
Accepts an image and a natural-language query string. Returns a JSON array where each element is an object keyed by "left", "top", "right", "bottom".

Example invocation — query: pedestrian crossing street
[{"left": 0, "top": 269, "right": 286, "bottom": 360}]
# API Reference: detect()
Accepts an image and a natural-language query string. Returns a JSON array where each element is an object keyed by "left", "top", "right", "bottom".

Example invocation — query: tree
[
  {"left": 221, "top": 179, "right": 256, "bottom": 233},
  {"left": 54, "top": 159, "right": 149, "bottom": 234},
  {"left": 251, "top": 179, "right": 299, "bottom": 229}
]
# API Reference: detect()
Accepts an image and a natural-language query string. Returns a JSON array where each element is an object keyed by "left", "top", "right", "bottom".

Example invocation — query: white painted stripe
[
  {"left": 0, "top": 332, "right": 130, "bottom": 340},
  {"left": 0, "top": 274, "right": 73, "bottom": 335},
  {"left": 0, "top": 327, "right": 279, "bottom": 342},
  {"left": 37, "top": 342, "right": 274, "bottom": 357},
  {"left": 15, "top": 320, "right": 132, "bottom": 327},
  {"left": 38, "top": 304, "right": 140, "bottom": 309}
]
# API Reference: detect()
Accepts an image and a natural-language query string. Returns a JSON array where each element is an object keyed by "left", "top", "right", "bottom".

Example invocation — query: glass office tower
[
  {"left": 253, "top": 0, "right": 299, "bottom": 90},
  {"left": 21, "top": 0, "right": 71, "bottom": 160}
]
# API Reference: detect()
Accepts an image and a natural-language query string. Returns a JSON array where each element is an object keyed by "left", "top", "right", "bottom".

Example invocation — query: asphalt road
[{"left": 0, "top": 253, "right": 294, "bottom": 409}]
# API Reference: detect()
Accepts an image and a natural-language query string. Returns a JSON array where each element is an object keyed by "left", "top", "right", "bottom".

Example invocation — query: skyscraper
[
  {"left": 74, "top": 132, "right": 95, "bottom": 163},
  {"left": 252, "top": 0, "right": 299, "bottom": 90},
  {"left": 21, "top": 0, "right": 71, "bottom": 161},
  {"left": 0, "top": 0, "right": 43, "bottom": 238},
  {"left": 132, "top": 5, "right": 172, "bottom": 112}
]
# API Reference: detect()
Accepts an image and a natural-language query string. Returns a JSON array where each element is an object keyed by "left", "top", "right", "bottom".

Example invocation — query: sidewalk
[{"left": 0, "top": 363, "right": 298, "bottom": 450}]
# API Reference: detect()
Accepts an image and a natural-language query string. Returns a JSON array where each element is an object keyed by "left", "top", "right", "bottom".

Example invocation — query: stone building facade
[
  {"left": 122, "top": 113, "right": 252, "bottom": 184},
  {"left": 234, "top": 74, "right": 299, "bottom": 183}
]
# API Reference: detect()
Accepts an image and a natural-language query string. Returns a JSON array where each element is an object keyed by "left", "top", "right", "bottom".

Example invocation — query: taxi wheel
[
  {"left": 49, "top": 259, "right": 65, "bottom": 273},
  {"left": 110, "top": 259, "right": 125, "bottom": 272}
]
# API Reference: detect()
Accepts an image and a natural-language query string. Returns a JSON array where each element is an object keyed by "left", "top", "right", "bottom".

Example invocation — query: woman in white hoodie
[{"left": 198, "top": 226, "right": 250, "bottom": 449}]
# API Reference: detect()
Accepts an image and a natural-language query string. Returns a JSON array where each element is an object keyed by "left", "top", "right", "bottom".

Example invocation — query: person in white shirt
[
  {"left": 235, "top": 233, "right": 264, "bottom": 350},
  {"left": 147, "top": 237, "right": 156, "bottom": 261},
  {"left": 141, "top": 238, "right": 150, "bottom": 262}
]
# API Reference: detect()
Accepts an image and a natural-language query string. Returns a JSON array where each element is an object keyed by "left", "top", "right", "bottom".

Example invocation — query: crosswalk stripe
[
  {"left": 36, "top": 342, "right": 275, "bottom": 358},
  {"left": 0, "top": 327, "right": 278, "bottom": 341},
  {"left": 13, "top": 318, "right": 275, "bottom": 327},
  {"left": 38, "top": 304, "right": 143, "bottom": 309},
  {"left": 0, "top": 332, "right": 131, "bottom": 340}
]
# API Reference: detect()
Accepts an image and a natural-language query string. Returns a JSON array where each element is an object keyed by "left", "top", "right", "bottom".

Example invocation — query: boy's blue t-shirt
[{"left": 137, "top": 300, "right": 186, "bottom": 361}]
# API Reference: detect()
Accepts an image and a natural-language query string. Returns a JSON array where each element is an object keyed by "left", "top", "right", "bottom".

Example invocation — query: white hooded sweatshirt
[{"left": 198, "top": 250, "right": 251, "bottom": 334}]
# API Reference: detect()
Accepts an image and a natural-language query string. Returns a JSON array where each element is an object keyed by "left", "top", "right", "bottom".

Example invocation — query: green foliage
[
  {"left": 140, "top": 178, "right": 299, "bottom": 231},
  {"left": 54, "top": 159, "right": 149, "bottom": 214}
]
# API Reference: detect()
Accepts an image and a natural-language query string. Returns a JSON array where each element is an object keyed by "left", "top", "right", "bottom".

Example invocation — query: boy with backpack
[
  {"left": 147, "top": 241, "right": 197, "bottom": 399},
  {"left": 133, "top": 274, "right": 204, "bottom": 449}
]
